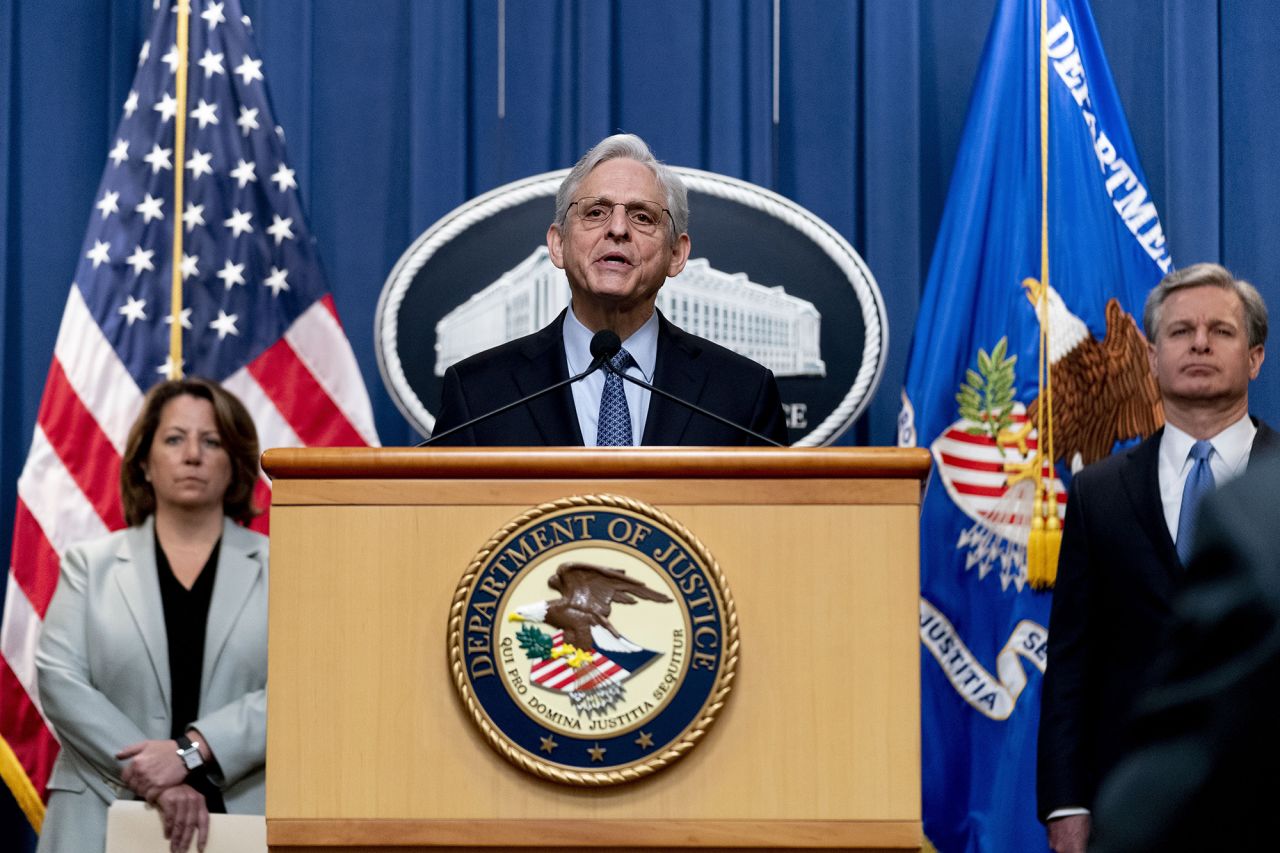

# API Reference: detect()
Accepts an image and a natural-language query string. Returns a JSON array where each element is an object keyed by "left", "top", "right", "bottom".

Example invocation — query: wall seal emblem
[
  {"left": 448, "top": 494, "right": 737, "bottom": 784},
  {"left": 377, "top": 168, "right": 888, "bottom": 445}
]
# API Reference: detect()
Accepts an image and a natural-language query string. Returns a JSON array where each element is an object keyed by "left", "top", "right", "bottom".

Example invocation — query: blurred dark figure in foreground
[{"left": 1091, "top": 451, "right": 1280, "bottom": 852}]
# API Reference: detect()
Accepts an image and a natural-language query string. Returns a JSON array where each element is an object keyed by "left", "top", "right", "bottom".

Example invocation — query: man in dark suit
[
  {"left": 430, "top": 133, "right": 787, "bottom": 447},
  {"left": 1036, "top": 262, "right": 1274, "bottom": 853},
  {"left": 1088, "top": 450, "right": 1280, "bottom": 852}
]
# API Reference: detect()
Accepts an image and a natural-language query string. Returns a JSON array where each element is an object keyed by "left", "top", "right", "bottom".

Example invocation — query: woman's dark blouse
[{"left": 155, "top": 533, "right": 227, "bottom": 813}]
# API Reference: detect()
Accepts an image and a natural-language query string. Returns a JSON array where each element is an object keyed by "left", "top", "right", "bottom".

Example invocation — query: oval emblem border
[
  {"left": 376, "top": 167, "right": 888, "bottom": 446},
  {"left": 447, "top": 493, "right": 739, "bottom": 785}
]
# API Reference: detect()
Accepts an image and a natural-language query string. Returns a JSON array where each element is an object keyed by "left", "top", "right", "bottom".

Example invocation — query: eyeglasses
[{"left": 569, "top": 197, "right": 670, "bottom": 234}]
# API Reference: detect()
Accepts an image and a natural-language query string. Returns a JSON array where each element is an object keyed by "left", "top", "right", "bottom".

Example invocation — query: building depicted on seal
[{"left": 433, "top": 247, "right": 825, "bottom": 378}]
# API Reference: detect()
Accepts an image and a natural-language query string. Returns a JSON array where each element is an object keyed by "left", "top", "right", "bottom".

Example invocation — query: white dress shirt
[
  {"left": 1158, "top": 414, "right": 1256, "bottom": 541},
  {"left": 563, "top": 306, "right": 657, "bottom": 447}
]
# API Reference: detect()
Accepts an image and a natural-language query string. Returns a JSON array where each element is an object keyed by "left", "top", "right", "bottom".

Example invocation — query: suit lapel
[
  {"left": 111, "top": 517, "right": 171, "bottom": 710},
  {"left": 1117, "top": 429, "right": 1180, "bottom": 572},
  {"left": 641, "top": 314, "right": 706, "bottom": 445},
  {"left": 513, "top": 310, "right": 583, "bottom": 445},
  {"left": 202, "top": 519, "right": 265, "bottom": 698},
  {"left": 1117, "top": 419, "right": 1274, "bottom": 574}
]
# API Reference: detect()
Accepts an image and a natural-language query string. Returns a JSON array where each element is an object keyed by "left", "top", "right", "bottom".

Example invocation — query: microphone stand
[
  {"left": 603, "top": 360, "right": 786, "bottom": 448},
  {"left": 417, "top": 349, "right": 615, "bottom": 447}
]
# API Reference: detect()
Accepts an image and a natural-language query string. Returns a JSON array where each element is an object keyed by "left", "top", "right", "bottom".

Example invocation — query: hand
[
  {"left": 1046, "top": 813, "right": 1091, "bottom": 853},
  {"left": 117, "top": 739, "right": 186, "bottom": 801},
  {"left": 154, "top": 784, "right": 210, "bottom": 853}
]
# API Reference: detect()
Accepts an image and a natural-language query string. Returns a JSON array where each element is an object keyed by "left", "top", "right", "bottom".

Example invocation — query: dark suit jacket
[
  {"left": 1090, "top": 449, "right": 1280, "bottom": 852},
  {"left": 1036, "top": 420, "right": 1278, "bottom": 821},
  {"left": 430, "top": 309, "right": 788, "bottom": 446}
]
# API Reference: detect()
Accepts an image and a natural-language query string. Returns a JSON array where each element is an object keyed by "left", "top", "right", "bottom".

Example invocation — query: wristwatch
[{"left": 176, "top": 735, "right": 205, "bottom": 772}]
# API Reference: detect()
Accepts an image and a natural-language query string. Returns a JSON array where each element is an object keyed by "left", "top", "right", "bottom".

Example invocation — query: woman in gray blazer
[{"left": 35, "top": 377, "right": 268, "bottom": 853}]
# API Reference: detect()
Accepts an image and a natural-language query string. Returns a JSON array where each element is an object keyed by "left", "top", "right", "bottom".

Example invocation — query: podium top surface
[{"left": 261, "top": 446, "right": 931, "bottom": 481}]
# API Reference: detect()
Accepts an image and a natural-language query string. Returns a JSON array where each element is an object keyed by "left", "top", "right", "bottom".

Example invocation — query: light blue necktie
[
  {"left": 1175, "top": 439, "right": 1215, "bottom": 564},
  {"left": 596, "top": 348, "right": 635, "bottom": 446}
]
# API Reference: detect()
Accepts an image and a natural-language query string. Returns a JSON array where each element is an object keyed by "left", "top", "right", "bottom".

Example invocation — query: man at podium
[{"left": 430, "top": 133, "right": 788, "bottom": 447}]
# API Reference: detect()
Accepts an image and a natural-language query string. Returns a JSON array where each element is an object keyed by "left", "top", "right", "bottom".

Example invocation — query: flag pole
[
  {"left": 169, "top": 1, "right": 190, "bottom": 379},
  {"left": 1030, "top": 0, "right": 1061, "bottom": 589}
]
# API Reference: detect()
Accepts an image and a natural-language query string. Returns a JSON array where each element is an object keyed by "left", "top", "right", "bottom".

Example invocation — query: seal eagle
[{"left": 512, "top": 561, "right": 673, "bottom": 652}]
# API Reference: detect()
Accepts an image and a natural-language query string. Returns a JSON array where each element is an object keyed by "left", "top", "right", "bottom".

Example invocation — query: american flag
[{"left": 0, "top": 0, "right": 378, "bottom": 828}]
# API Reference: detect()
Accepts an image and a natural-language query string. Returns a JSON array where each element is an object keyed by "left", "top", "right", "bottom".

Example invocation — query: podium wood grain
[{"left": 263, "top": 448, "right": 927, "bottom": 851}]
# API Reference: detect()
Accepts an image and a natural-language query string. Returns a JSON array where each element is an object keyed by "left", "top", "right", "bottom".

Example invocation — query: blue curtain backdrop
[{"left": 3, "top": 0, "right": 1280, "bottom": 845}]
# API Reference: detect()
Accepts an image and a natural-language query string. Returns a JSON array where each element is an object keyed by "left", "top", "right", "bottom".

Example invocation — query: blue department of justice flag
[{"left": 898, "top": 0, "right": 1168, "bottom": 850}]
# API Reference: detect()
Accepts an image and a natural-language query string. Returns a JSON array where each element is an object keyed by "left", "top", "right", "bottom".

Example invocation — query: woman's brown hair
[{"left": 120, "top": 377, "right": 261, "bottom": 526}]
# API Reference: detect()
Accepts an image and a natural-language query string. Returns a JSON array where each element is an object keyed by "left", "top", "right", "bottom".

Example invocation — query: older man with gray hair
[
  {"left": 1037, "top": 262, "right": 1277, "bottom": 853},
  {"left": 431, "top": 133, "right": 787, "bottom": 447}
]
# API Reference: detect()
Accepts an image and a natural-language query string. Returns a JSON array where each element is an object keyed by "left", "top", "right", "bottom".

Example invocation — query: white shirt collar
[
  {"left": 1160, "top": 414, "right": 1256, "bottom": 479},
  {"left": 563, "top": 305, "right": 658, "bottom": 381}
]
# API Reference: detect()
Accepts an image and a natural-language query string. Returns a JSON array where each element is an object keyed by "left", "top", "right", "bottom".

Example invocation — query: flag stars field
[
  {"left": 118, "top": 295, "right": 147, "bottom": 326},
  {"left": 187, "top": 149, "right": 214, "bottom": 179},
  {"left": 190, "top": 99, "right": 219, "bottom": 129},
  {"left": 230, "top": 158, "right": 256, "bottom": 187},
  {"left": 264, "top": 266, "right": 288, "bottom": 296},
  {"left": 202, "top": 1, "right": 226, "bottom": 30},
  {"left": 270, "top": 163, "right": 296, "bottom": 192},
  {"left": 209, "top": 310, "right": 239, "bottom": 339},
  {"left": 154, "top": 91, "right": 177, "bottom": 122},
  {"left": 156, "top": 354, "right": 185, "bottom": 377},
  {"left": 223, "top": 208, "right": 253, "bottom": 237},
  {"left": 237, "top": 106, "right": 259, "bottom": 136},
  {"left": 267, "top": 215, "right": 293, "bottom": 245},
  {"left": 184, "top": 202, "right": 206, "bottom": 231},
  {"left": 135, "top": 193, "right": 165, "bottom": 223},
  {"left": 96, "top": 190, "right": 120, "bottom": 219},
  {"left": 217, "top": 260, "right": 246, "bottom": 290},
  {"left": 125, "top": 245, "right": 155, "bottom": 275},
  {"left": 86, "top": 240, "right": 111, "bottom": 268},
  {"left": 234, "top": 55, "right": 263, "bottom": 85},
  {"left": 143, "top": 144, "right": 173, "bottom": 173},
  {"left": 164, "top": 306, "right": 193, "bottom": 330},
  {"left": 197, "top": 48, "right": 225, "bottom": 78}
]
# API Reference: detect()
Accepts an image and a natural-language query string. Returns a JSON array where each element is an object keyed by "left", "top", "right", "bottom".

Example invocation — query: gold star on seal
[
  {"left": 634, "top": 731, "right": 654, "bottom": 750},
  {"left": 587, "top": 744, "right": 606, "bottom": 762},
  {"left": 539, "top": 735, "right": 558, "bottom": 754}
]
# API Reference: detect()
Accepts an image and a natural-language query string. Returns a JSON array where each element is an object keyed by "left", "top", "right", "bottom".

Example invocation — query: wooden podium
[{"left": 261, "top": 447, "right": 929, "bottom": 852}]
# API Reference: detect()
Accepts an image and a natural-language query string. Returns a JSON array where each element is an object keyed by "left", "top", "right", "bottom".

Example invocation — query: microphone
[
  {"left": 587, "top": 329, "right": 622, "bottom": 374},
  {"left": 419, "top": 329, "right": 621, "bottom": 446},
  {"left": 603, "top": 353, "right": 787, "bottom": 448}
]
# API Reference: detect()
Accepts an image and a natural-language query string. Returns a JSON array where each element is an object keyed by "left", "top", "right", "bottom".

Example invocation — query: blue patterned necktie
[
  {"left": 596, "top": 348, "right": 635, "bottom": 446},
  {"left": 1175, "top": 439, "right": 1216, "bottom": 564}
]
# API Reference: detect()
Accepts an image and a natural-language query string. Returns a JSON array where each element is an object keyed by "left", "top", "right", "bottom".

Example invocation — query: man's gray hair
[
  {"left": 1143, "top": 262, "right": 1268, "bottom": 348},
  {"left": 553, "top": 133, "right": 689, "bottom": 244}
]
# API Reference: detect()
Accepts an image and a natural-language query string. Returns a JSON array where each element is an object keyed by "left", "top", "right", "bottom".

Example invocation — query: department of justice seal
[{"left": 448, "top": 495, "right": 737, "bottom": 785}]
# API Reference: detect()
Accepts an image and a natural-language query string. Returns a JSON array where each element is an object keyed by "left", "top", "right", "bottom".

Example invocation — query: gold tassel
[
  {"left": 1029, "top": 493, "right": 1061, "bottom": 590},
  {"left": 1027, "top": 492, "right": 1047, "bottom": 587},
  {"left": 1039, "top": 521, "right": 1062, "bottom": 588}
]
